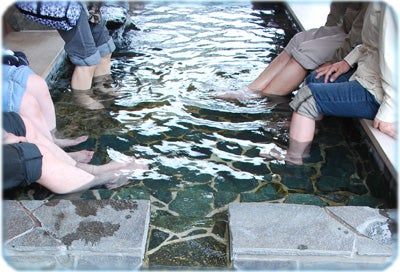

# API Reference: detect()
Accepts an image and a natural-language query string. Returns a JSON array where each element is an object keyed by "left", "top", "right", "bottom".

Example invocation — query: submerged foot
[
  {"left": 215, "top": 86, "right": 264, "bottom": 102},
  {"left": 68, "top": 150, "right": 94, "bottom": 163},
  {"left": 53, "top": 135, "right": 89, "bottom": 148},
  {"left": 259, "top": 143, "right": 303, "bottom": 165},
  {"left": 72, "top": 88, "right": 104, "bottom": 110},
  {"left": 92, "top": 74, "right": 121, "bottom": 96},
  {"left": 103, "top": 158, "right": 150, "bottom": 189},
  {"left": 92, "top": 157, "right": 149, "bottom": 175}
]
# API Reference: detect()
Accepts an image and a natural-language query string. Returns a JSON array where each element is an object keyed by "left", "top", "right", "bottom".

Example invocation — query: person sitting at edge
[
  {"left": 260, "top": 2, "right": 396, "bottom": 165},
  {"left": 217, "top": 1, "right": 368, "bottom": 101},
  {"left": 3, "top": 111, "right": 149, "bottom": 194}
]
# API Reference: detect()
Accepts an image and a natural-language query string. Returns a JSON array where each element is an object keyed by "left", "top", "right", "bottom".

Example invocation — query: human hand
[
  {"left": 315, "top": 61, "right": 332, "bottom": 71},
  {"left": 373, "top": 118, "right": 396, "bottom": 139},
  {"left": 315, "top": 60, "right": 351, "bottom": 83}
]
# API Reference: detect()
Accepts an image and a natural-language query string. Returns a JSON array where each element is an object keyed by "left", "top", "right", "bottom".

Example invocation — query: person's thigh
[
  {"left": 292, "top": 33, "right": 348, "bottom": 70},
  {"left": 309, "top": 80, "right": 380, "bottom": 119},
  {"left": 285, "top": 26, "right": 343, "bottom": 57}
]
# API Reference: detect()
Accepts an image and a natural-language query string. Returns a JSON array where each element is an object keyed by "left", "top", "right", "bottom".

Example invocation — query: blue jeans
[{"left": 305, "top": 71, "right": 380, "bottom": 120}]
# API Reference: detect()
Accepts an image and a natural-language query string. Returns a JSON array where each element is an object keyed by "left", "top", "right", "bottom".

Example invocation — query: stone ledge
[
  {"left": 229, "top": 203, "right": 397, "bottom": 270},
  {"left": 3, "top": 199, "right": 150, "bottom": 270},
  {"left": 4, "top": 30, "right": 65, "bottom": 80}
]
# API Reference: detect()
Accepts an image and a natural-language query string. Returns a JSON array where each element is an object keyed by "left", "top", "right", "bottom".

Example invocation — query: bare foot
[
  {"left": 82, "top": 157, "right": 149, "bottom": 176},
  {"left": 68, "top": 150, "right": 94, "bottom": 163},
  {"left": 259, "top": 143, "right": 303, "bottom": 165},
  {"left": 53, "top": 135, "right": 89, "bottom": 148},
  {"left": 103, "top": 159, "right": 149, "bottom": 190},
  {"left": 105, "top": 175, "right": 130, "bottom": 190},
  {"left": 215, "top": 86, "right": 263, "bottom": 102},
  {"left": 92, "top": 74, "right": 121, "bottom": 96},
  {"left": 72, "top": 89, "right": 105, "bottom": 110},
  {"left": 259, "top": 143, "right": 286, "bottom": 160}
]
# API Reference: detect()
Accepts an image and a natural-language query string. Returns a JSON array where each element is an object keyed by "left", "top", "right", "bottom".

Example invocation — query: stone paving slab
[
  {"left": 229, "top": 203, "right": 397, "bottom": 271},
  {"left": 3, "top": 199, "right": 150, "bottom": 270}
]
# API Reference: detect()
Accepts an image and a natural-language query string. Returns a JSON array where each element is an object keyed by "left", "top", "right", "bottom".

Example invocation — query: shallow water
[{"left": 13, "top": 1, "right": 392, "bottom": 268}]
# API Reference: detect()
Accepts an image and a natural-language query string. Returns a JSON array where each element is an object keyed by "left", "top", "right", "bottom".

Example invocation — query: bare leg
[
  {"left": 289, "top": 112, "right": 315, "bottom": 143},
  {"left": 35, "top": 144, "right": 129, "bottom": 194},
  {"left": 19, "top": 92, "right": 53, "bottom": 141},
  {"left": 260, "top": 112, "right": 314, "bottom": 165},
  {"left": 21, "top": 115, "right": 148, "bottom": 194},
  {"left": 93, "top": 53, "right": 112, "bottom": 77},
  {"left": 248, "top": 50, "right": 292, "bottom": 91},
  {"left": 77, "top": 157, "right": 148, "bottom": 175},
  {"left": 36, "top": 143, "right": 96, "bottom": 194},
  {"left": 216, "top": 51, "right": 300, "bottom": 100},
  {"left": 20, "top": 74, "right": 89, "bottom": 146},
  {"left": 259, "top": 58, "right": 307, "bottom": 96},
  {"left": 92, "top": 54, "right": 120, "bottom": 95},
  {"left": 71, "top": 65, "right": 96, "bottom": 90},
  {"left": 71, "top": 65, "right": 104, "bottom": 110},
  {"left": 25, "top": 74, "right": 56, "bottom": 131},
  {"left": 285, "top": 112, "right": 315, "bottom": 165},
  {"left": 21, "top": 115, "right": 76, "bottom": 165}
]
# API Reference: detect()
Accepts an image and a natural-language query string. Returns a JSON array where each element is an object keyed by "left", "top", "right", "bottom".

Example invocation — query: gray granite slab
[
  {"left": 229, "top": 202, "right": 355, "bottom": 257},
  {"left": 229, "top": 202, "right": 395, "bottom": 270},
  {"left": 3, "top": 199, "right": 150, "bottom": 270}
]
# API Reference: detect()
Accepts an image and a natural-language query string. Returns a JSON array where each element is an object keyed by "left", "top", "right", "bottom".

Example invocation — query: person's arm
[{"left": 314, "top": 44, "right": 360, "bottom": 83}]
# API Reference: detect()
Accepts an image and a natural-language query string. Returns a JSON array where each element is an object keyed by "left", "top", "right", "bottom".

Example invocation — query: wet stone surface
[
  {"left": 5, "top": 2, "right": 395, "bottom": 269},
  {"left": 3, "top": 200, "right": 150, "bottom": 270}
]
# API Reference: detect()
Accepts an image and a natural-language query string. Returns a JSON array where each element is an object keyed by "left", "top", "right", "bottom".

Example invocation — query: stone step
[
  {"left": 229, "top": 202, "right": 396, "bottom": 270},
  {"left": 3, "top": 199, "right": 150, "bottom": 270}
]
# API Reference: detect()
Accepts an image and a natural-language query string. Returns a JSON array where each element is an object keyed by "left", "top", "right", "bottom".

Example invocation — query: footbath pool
[{"left": 8, "top": 1, "right": 394, "bottom": 268}]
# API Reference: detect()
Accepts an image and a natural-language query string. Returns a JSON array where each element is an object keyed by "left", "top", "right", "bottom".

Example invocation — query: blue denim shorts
[
  {"left": 2, "top": 65, "right": 34, "bottom": 113},
  {"left": 305, "top": 71, "right": 380, "bottom": 120},
  {"left": 57, "top": 7, "right": 116, "bottom": 66}
]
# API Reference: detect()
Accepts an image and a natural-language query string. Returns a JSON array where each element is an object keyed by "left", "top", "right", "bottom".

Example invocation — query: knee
[
  {"left": 290, "top": 86, "right": 321, "bottom": 120},
  {"left": 305, "top": 72, "right": 319, "bottom": 85}
]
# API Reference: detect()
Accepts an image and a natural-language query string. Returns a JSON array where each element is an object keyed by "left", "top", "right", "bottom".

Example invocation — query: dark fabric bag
[
  {"left": 3, "top": 50, "right": 29, "bottom": 67},
  {"left": 16, "top": 1, "right": 82, "bottom": 31}
]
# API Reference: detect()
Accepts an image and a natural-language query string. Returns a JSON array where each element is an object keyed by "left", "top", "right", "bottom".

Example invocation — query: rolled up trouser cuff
[
  {"left": 289, "top": 86, "right": 321, "bottom": 120},
  {"left": 98, "top": 37, "right": 116, "bottom": 57},
  {"left": 3, "top": 143, "right": 43, "bottom": 189}
]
